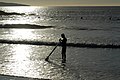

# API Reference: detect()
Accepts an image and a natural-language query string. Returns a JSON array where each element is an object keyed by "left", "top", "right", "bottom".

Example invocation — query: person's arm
[{"left": 59, "top": 38, "right": 62, "bottom": 43}]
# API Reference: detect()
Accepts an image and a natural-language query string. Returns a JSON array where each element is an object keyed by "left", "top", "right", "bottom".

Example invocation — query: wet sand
[{"left": 0, "top": 74, "right": 50, "bottom": 80}]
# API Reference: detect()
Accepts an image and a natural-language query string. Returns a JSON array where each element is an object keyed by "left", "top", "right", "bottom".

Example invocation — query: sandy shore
[{"left": 0, "top": 74, "right": 50, "bottom": 80}]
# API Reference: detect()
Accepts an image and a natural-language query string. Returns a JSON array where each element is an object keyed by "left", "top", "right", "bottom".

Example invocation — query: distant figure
[
  {"left": 81, "top": 17, "right": 83, "bottom": 19},
  {"left": 59, "top": 33, "right": 67, "bottom": 63},
  {"left": 109, "top": 17, "right": 112, "bottom": 20}
]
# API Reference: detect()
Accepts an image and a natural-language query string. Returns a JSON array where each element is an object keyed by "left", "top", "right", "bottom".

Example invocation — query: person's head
[{"left": 61, "top": 33, "right": 65, "bottom": 38}]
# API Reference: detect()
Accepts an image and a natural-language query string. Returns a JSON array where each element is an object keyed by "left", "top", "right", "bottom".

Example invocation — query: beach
[{"left": 0, "top": 6, "right": 120, "bottom": 80}]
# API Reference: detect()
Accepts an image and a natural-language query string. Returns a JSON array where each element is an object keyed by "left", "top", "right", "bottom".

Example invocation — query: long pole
[{"left": 45, "top": 43, "right": 59, "bottom": 61}]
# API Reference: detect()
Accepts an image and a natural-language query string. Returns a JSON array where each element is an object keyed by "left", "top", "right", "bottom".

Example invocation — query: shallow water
[
  {"left": 0, "top": 43, "right": 120, "bottom": 80},
  {"left": 0, "top": 28, "right": 120, "bottom": 46},
  {"left": 0, "top": 44, "right": 81, "bottom": 80}
]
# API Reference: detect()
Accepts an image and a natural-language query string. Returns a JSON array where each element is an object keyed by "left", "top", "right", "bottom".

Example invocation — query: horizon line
[{"left": 0, "top": 1, "right": 120, "bottom": 7}]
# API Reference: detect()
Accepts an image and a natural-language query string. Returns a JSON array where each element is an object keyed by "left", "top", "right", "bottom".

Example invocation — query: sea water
[{"left": 0, "top": 6, "right": 120, "bottom": 80}]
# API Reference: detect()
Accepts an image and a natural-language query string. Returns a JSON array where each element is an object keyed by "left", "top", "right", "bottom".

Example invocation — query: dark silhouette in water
[
  {"left": 81, "top": 17, "right": 83, "bottom": 19},
  {"left": 59, "top": 33, "right": 67, "bottom": 63},
  {"left": 109, "top": 17, "right": 112, "bottom": 20}
]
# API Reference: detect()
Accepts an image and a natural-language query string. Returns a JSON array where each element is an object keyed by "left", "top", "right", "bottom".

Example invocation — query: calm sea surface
[{"left": 0, "top": 6, "right": 120, "bottom": 80}]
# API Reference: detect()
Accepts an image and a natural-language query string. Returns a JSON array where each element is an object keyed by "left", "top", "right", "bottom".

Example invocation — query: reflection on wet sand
[{"left": 0, "top": 74, "right": 50, "bottom": 80}]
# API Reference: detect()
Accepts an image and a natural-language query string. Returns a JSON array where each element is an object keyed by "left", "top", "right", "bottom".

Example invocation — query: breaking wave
[
  {"left": 0, "top": 39, "right": 120, "bottom": 48},
  {"left": 0, "top": 24, "right": 54, "bottom": 29},
  {"left": 0, "top": 10, "right": 25, "bottom": 15}
]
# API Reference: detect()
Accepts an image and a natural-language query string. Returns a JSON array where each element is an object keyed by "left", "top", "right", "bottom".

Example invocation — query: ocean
[{"left": 0, "top": 6, "right": 120, "bottom": 80}]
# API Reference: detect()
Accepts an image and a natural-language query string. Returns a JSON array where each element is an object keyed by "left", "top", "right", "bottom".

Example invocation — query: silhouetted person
[
  {"left": 59, "top": 33, "right": 67, "bottom": 63},
  {"left": 81, "top": 17, "right": 83, "bottom": 19}
]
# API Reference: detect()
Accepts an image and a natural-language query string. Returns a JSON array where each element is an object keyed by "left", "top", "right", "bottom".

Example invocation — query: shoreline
[{"left": 0, "top": 74, "right": 50, "bottom": 80}]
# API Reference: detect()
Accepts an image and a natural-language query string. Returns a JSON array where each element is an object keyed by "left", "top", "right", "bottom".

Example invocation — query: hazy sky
[{"left": 0, "top": 0, "right": 120, "bottom": 6}]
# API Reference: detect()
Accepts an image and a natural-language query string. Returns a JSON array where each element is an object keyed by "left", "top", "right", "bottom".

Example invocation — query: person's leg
[
  {"left": 63, "top": 53, "right": 66, "bottom": 62},
  {"left": 62, "top": 47, "right": 66, "bottom": 63},
  {"left": 62, "top": 52, "right": 66, "bottom": 63}
]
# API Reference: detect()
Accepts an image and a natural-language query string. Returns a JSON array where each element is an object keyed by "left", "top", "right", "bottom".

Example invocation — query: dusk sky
[{"left": 0, "top": 0, "right": 120, "bottom": 6}]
